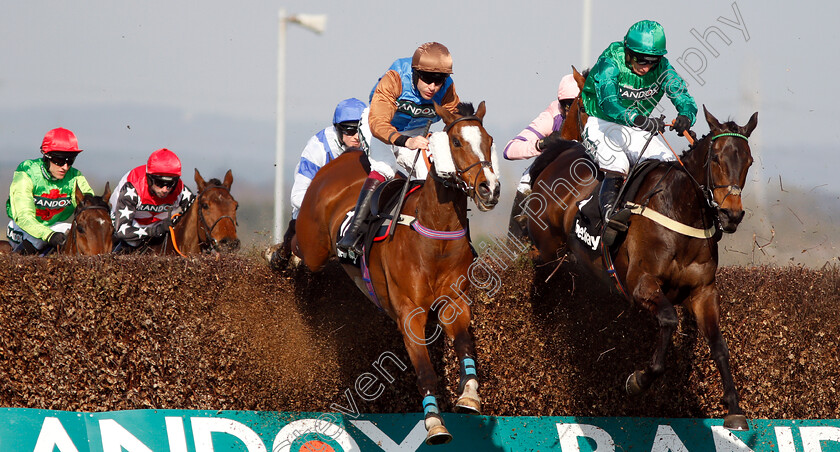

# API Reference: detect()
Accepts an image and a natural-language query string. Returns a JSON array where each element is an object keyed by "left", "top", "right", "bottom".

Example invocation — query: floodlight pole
[{"left": 274, "top": 9, "right": 326, "bottom": 243}]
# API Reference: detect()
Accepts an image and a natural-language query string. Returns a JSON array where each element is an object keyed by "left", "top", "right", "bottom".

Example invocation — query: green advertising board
[{"left": 1, "top": 408, "right": 838, "bottom": 451}]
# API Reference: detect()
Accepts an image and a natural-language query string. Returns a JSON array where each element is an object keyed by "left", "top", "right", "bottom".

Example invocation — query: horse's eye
[
  {"left": 711, "top": 154, "right": 721, "bottom": 164},
  {"left": 77, "top": 226, "right": 85, "bottom": 234},
  {"left": 452, "top": 138, "right": 462, "bottom": 147},
  {"left": 201, "top": 203, "right": 209, "bottom": 209}
]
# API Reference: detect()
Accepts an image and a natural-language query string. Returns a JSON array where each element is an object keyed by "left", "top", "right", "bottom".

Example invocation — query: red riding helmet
[
  {"left": 41, "top": 127, "right": 82, "bottom": 154},
  {"left": 146, "top": 148, "right": 182, "bottom": 176}
]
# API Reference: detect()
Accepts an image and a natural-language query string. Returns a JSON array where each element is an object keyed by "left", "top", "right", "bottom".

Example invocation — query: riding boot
[
  {"left": 337, "top": 177, "right": 382, "bottom": 256},
  {"left": 599, "top": 173, "right": 627, "bottom": 247},
  {"left": 13, "top": 239, "right": 39, "bottom": 255},
  {"left": 507, "top": 190, "right": 530, "bottom": 242},
  {"left": 269, "top": 219, "right": 296, "bottom": 271}
]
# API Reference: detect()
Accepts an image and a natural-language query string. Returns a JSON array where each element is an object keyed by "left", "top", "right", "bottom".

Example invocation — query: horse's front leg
[
  {"left": 687, "top": 284, "right": 748, "bottom": 431},
  {"left": 433, "top": 282, "right": 480, "bottom": 414},
  {"left": 397, "top": 299, "right": 452, "bottom": 445},
  {"left": 626, "top": 275, "right": 678, "bottom": 395}
]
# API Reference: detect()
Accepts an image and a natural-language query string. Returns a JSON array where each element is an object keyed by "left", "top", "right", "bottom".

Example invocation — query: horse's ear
[
  {"left": 475, "top": 101, "right": 486, "bottom": 120},
  {"left": 74, "top": 183, "right": 84, "bottom": 204},
  {"left": 703, "top": 105, "right": 723, "bottom": 131},
  {"left": 102, "top": 181, "right": 111, "bottom": 203},
  {"left": 223, "top": 169, "right": 233, "bottom": 189},
  {"left": 195, "top": 168, "right": 206, "bottom": 191},
  {"left": 434, "top": 102, "right": 456, "bottom": 125},
  {"left": 741, "top": 112, "right": 759, "bottom": 137},
  {"left": 572, "top": 66, "right": 586, "bottom": 90}
]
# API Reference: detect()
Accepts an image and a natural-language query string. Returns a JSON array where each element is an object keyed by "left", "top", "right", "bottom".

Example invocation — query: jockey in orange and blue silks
[
  {"left": 6, "top": 127, "right": 93, "bottom": 254},
  {"left": 367, "top": 42, "right": 461, "bottom": 181},
  {"left": 110, "top": 148, "right": 195, "bottom": 250},
  {"left": 581, "top": 20, "right": 697, "bottom": 227},
  {"left": 336, "top": 42, "right": 460, "bottom": 257}
]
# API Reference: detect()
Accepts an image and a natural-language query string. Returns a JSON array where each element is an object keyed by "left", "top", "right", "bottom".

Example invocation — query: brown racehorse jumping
[
  {"left": 295, "top": 102, "right": 500, "bottom": 445},
  {"left": 147, "top": 169, "right": 239, "bottom": 255},
  {"left": 525, "top": 105, "right": 758, "bottom": 430},
  {"left": 62, "top": 182, "right": 114, "bottom": 255}
]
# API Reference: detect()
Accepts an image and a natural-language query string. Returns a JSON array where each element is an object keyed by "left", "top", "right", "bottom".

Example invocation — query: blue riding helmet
[{"left": 333, "top": 98, "right": 367, "bottom": 125}]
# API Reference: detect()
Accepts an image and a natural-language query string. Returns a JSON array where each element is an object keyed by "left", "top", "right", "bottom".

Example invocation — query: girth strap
[{"left": 625, "top": 202, "right": 716, "bottom": 239}]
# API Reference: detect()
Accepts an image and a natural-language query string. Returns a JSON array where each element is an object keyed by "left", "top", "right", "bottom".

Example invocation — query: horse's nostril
[{"left": 478, "top": 182, "right": 491, "bottom": 197}]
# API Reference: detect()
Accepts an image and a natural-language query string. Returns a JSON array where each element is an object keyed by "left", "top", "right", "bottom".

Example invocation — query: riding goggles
[
  {"left": 632, "top": 53, "right": 661, "bottom": 66},
  {"left": 417, "top": 70, "right": 449, "bottom": 86},
  {"left": 46, "top": 153, "right": 76, "bottom": 167},
  {"left": 148, "top": 174, "right": 179, "bottom": 189},
  {"left": 336, "top": 122, "right": 360, "bottom": 136}
]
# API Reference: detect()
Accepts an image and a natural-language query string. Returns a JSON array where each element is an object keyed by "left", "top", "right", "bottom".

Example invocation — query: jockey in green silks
[{"left": 581, "top": 20, "right": 697, "bottom": 231}]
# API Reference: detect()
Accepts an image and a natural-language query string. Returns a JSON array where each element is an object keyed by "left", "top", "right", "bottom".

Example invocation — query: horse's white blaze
[{"left": 461, "top": 126, "right": 499, "bottom": 191}]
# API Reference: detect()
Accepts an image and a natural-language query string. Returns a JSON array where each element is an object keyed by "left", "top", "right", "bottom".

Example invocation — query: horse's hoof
[
  {"left": 723, "top": 414, "right": 749, "bottom": 431},
  {"left": 455, "top": 396, "right": 481, "bottom": 415},
  {"left": 625, "top": 371, "right": 644, "bottom": 396},
  {"left": 425, "top": 425, "right": 453, "bottom": 445}
]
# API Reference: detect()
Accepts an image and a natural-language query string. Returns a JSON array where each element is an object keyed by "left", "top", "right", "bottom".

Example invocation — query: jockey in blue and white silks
[{"left": 290, "top": 98, "right": 382, "bottom": 220}]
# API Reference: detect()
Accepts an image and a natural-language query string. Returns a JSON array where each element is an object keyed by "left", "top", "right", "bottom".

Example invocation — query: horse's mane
[
  {"left": 456, "top": 102, "right": 475, "bottom": 117},
  {"left": 528, "top": 140, "right": 587, "bottom": 184},
  {"left": 206, "top": 178, "right": 224, "bottom": 186}
]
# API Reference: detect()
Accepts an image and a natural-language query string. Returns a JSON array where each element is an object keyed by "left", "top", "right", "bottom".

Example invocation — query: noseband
[
  {"left": 196, "top": 184, "right": 237, "bottom": 251},
  {"left": 437, "top": 115, "right": 494, "bottom": 197},
  {"left": 703, "top": 132, "right": 749, "bottom": 209}
]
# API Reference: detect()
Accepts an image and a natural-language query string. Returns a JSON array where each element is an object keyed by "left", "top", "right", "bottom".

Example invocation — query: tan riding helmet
[{"left": 411, "top": 42, "right": 453, "bottom": 74}]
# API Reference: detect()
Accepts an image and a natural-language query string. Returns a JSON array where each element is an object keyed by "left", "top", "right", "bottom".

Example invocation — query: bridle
[
  {"left": 435, "top": 115, "right": 494, "bottom": 197},
  {"left": 195, "top": 184, "right": 237, "bottom": 252},
  {"left": 702, "top": 132, "right": 749, "bottom": 209}
]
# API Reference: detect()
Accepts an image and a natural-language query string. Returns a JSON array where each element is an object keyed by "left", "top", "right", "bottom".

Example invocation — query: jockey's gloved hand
[
  {"left": 154, "top": 217, "right": 173, "bottom": 235},
  {"left": 48, "top": 232, "right": 66, "bottom": 247},
  {"left": 671, "top": 115, "right": 691, "bottom": 134},
  {"left": 537, "top": 130, "right": 564, "bottom": 152},
  {"left": 633, "top": 115, "right": 666, "bottom": 134}
]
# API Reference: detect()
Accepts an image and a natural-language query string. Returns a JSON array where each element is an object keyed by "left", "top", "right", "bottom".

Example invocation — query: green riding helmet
[{"left": 623, "top": 20, "right": 667, "bottom": 56}]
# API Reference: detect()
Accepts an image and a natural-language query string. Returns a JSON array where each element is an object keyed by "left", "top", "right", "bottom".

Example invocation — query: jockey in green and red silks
[
  {"left": 581, "top": 20, "right": 698, "bottom": 228},
  {"left": 6, "top": 127, "right": 93, "bottom": 254}
]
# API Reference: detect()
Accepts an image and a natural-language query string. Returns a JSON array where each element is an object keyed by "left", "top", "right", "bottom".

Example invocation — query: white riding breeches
[{"left": 581, "top": 116, "right": 676, "bottom": 175}]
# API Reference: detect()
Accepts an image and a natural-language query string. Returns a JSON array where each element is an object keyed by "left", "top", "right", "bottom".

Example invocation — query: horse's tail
[{"left": 528, "top": 139, "right": 586, "bottom": 185}]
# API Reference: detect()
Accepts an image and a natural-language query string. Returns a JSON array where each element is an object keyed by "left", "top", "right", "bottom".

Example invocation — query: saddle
[
  {"left": 575, "top": 159, "right": 664, "bottom": 252},
  {"left": 336, "top": 177, "right": 424, "bottom": 267}
]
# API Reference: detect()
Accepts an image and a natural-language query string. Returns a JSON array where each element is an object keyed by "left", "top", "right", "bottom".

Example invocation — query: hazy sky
[{"left": 1, "top": 0, "right": 838, "bottom": 206}]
